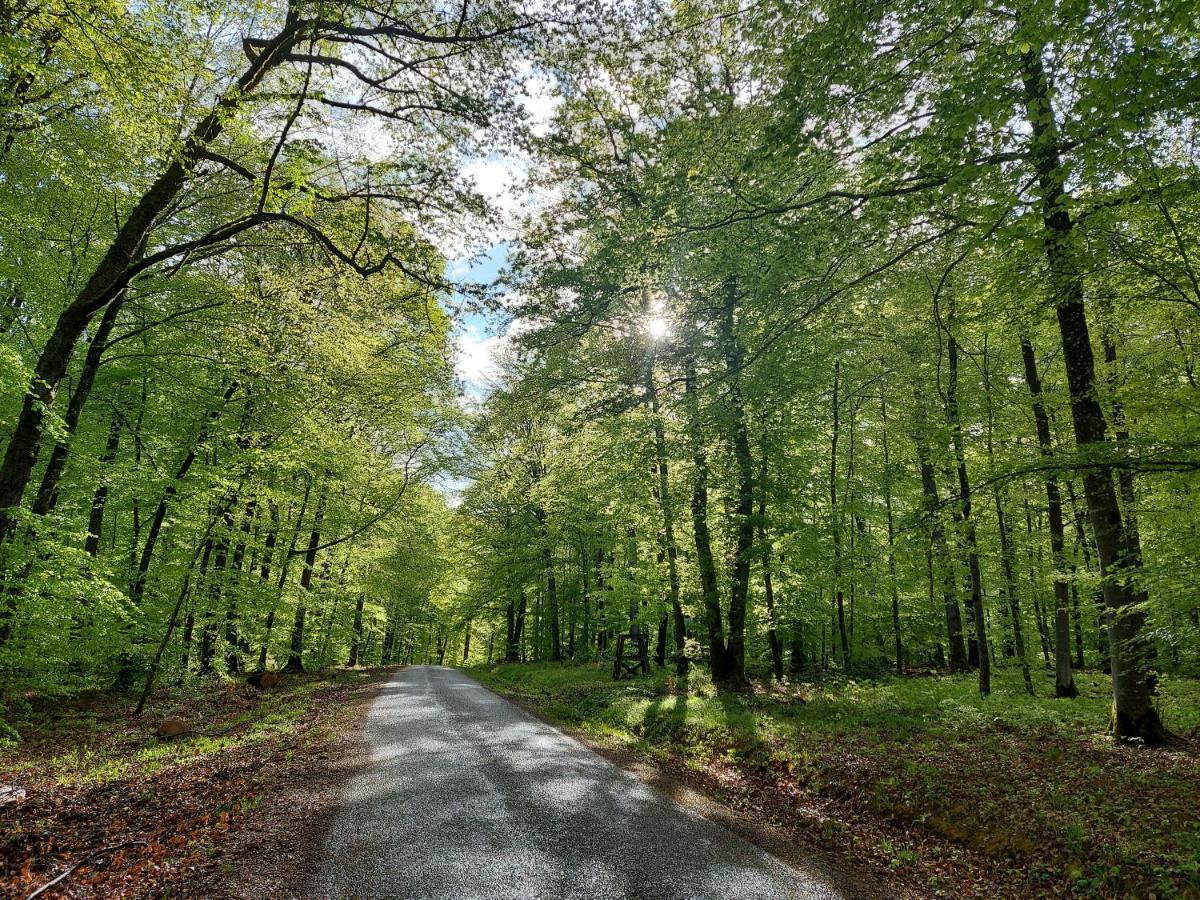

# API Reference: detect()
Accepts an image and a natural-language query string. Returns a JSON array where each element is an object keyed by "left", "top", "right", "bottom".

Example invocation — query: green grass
[{"left": 474, "top": 662, "right": 1200, "bottom": 897}]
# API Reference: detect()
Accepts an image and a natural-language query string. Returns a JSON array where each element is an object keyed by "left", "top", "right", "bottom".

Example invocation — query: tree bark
[
  {"left": 757, "top": 438, "right": 784, "bottom": 682},
  {"left": 829, "top": 361, "right": 850, "bottom": 665},
  {"left": 284, "top": 480, "right": 327, "bottom": 674},
  {"left": 642, "top": 310, "right": 688, "bottom": 675},
  {"left": 84, "top": 412, "right": 122, "bottom": 557},
  {"left": 533, "top": 506, "right": 561, "bottom": 662},
  {"left": 1019, "top": 335, "right": 1077, "bottom": 697},
  {"left": 879, "top": 396, "right": 904, "bottom": 676},
  {"left": 1020, "top": 48, "right": 1167, "bottom": 743},
  {"left": 943, "top": 304, "right": 990, "bottom": 695},
  {"left": 717, "top": 276, "right": 754, "bottom": 689},
  {"left": 685, "top": 352, "right": 730, "bottom": 682},
  {"left": 130, "top": 382, "right": 238, "bottom": 605},
  {"left": 913, "top": 399, "right": 969, "bottom": 672},
  {"left": 31, "top": 294, "right": 125, "bottom": 516},
  {"left": 0, "top": 28, "right": 299, "bottom": 534}
]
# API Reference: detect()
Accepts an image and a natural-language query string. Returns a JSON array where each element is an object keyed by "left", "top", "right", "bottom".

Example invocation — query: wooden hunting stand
[{"left": 612, "top": 631, "right": 650, "bottom": 680}]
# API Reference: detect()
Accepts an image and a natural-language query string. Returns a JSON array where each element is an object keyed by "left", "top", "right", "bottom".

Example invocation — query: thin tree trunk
[
  {"left": 31, "top": 294, "right": 125, "bottom": 516},
  {"left": 1019, "top": 336, "right": 1078, "bottom": 696},
  {"left": 199, "top": 507, "right": 234, "bottom": 676},
  {"left": 879, "top": 396, "right": 904, "bottom": 676},
  {"left": 829, "top": 361, "right": 849, "bottom": 665},
  {"left": 84, "top": 412, "right": 122, "bottom": 557},
  {"left": 534, "top": 505, "right": 561, "bottom": 661},
  {"left": 130, "top": 382, "right": 238, "bottom": 605},
  {"left": 284, "top": 481, "right": 327, "bottom": 674},
  {"left": 943, "top": 303, "right": 990, "bottom": 695},
  {"left": 716, "top": 276, "right": 753, "bottom": 688},
  {"left": 595, "top": 547, "right": 608, "bottom": 656},
  {"left": 685, "top": 351, "right": 729, "bottom": 681},
  {"left": 914, "top": 399, "right": 969, "bottom": 672},
  {"left": 643, "top": 314, "right": 687, "bottom": 675},
  {"left": 757, "top": 437, "right": 784, "bottom": 681},
  {"left": 514, "top": 588, "right": 527, "bottom": 660}
]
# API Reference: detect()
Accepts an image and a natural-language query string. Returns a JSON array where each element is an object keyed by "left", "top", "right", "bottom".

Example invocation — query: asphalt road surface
[{"left": 311, "top": 665, "right": 847, "bottom": 899}]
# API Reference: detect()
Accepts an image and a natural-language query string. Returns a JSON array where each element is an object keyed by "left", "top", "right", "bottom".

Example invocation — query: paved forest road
[{"left": 310, "top": 665, "right": 847, "bottom": 900}]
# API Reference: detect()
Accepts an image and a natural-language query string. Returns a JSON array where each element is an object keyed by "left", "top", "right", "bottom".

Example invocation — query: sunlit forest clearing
[{"left": 1, "top": 0, "right": 1198, "bottom": 896}]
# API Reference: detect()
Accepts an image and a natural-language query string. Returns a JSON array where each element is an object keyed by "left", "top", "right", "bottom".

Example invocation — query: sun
[{"left": 645, "top": 316, "right": 672, "bottom": 340}]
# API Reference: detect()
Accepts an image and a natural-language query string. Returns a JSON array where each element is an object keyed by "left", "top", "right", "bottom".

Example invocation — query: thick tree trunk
[
  {"left": 1020, "top": 49, "right": 1167, "bottom": 743},
  {"left": 0, "top": 29, "right": 297, "bottom": 535}
]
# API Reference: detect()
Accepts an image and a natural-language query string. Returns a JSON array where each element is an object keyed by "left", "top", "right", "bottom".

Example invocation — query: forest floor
[
  {"left": 473, "top": 662, "right": 1200, "bottom": 899},
  {"left": 0, "top": 667, "right": 393, "bottom": 898}
]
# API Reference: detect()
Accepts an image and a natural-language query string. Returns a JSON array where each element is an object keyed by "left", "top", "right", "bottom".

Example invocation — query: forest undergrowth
[
  {"left": 0, "top": 668, "right": 391, "bottom": 898},
  {"left": 475, "top": 663, "right": 1200, "bottom": 898}
]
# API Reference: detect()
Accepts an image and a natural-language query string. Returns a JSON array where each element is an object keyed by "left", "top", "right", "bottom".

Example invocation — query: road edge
[{"left": 463, "top": 667, "right": 895, "bottom": 900}]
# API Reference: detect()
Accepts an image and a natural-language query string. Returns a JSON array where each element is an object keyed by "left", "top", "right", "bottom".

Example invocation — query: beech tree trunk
[
  {"left": 130, "top": 382, "right": 238, "bottom": 605},
  {"left": 944, "top": 307, "right": 990, "bottom": 695},
  {"left": 1020, "top": 48, "right": 1167, "bottom": 743},
  {"left": 84, "top": 413, "right": 122, "bottom": 558},
  {"left": 879, "top": 396, "right": 904, "bottom": 676},
  {"left": 757, "top": 440, "right": 784, "bottom": 682},
  {"left": 642, "top": 310, "right": 688, "bottom": 675},
  {"left": 284, "top": 481, "right": 326, "bottom": 674},
  {"left": 0, "top": 29, "right": 297, "bottom": 535},
  {"left": 533, "top": 506, "right": 561, "bottom": 662},
  {"left": 914, "top": 400, "right": 969, "bottom": 672},
  {"left": 31, "top": 293, "right": 124, "bottom": 516},
  {"left": 717, "top": 276, "right": 754, "bottom": 689},
  {"left": 829, "top": 361, "right": 850, "bottom": 665},
  {"left": 1020, "top": 336, "right": 1078, "bottom": 697},
  {"left": 685, "top": 353, "right": 730, "bottom": 681},
  {"left": 594, "top": 548, "right": 608, "bottom": 656}
]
